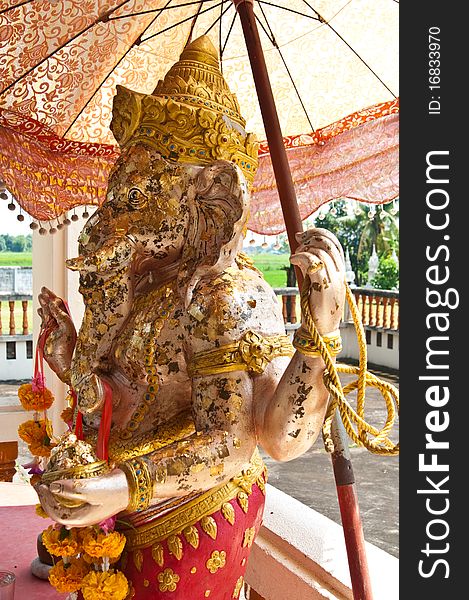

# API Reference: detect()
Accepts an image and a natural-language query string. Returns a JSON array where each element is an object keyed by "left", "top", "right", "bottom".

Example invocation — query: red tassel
[
  {"left": 75, "top": 410, "right": 83, "bottom": 441},
  {"left": 97, "top": 380, "right": 113, "bottom": 462}
]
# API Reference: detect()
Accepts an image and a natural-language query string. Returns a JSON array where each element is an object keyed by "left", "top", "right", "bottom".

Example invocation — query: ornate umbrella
[{"left": 0, "top": 0, "right": 398, "bottom": 233}]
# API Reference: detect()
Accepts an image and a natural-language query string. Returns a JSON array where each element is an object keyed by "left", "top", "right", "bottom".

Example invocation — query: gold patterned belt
[
  {"left": 119, "top": 448, "right": 266, "bottom": 552},
  {"left": 187, "top": 330, "right": 294, "bottom": 377}
]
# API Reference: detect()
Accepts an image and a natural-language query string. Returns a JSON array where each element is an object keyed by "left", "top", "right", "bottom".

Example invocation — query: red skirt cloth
[{"left": 117, "top": 450, "right": 267, "bottom": 600}]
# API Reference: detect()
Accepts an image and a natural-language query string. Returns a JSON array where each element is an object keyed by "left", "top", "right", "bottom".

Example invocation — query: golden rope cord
[{"left": 300, "top": 277, "right": 399, "bottom": 456}]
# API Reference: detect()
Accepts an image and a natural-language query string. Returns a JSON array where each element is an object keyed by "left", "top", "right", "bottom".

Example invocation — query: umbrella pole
[{"left": 233, "top": 2, "right": 374, "bottom": 598}]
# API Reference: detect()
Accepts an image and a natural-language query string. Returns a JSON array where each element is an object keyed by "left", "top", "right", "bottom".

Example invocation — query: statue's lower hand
[
  {"left": 290, "top": 228, "right": 346, "bottom": 335},
  {"left": 35, "top": 469, "right": 129, "bottom": 528},
  {"left": 38, "top": 287, "right": 77, "bottom": 382}
]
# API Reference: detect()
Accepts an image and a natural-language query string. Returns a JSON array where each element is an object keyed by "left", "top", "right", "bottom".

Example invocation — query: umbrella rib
[
  {"left": 219, "top": 0, "right": 224, "bottom": 67},
  {"left": 62, "top": 1, "right": 175, "bottom": 139},
  {"left": 257, "top": 1, "right": 320, "bottom": 21},
  {"left": 202, "top": 2, "right": 232, "bottom": 37},
  {"left": 0, "top": 0, "right": 34, "bottom": 15},
  {"left": 254, "top": 9, "right": 315, "bottom": 132},
  {"left": 0, "top": 0, "right": 132, "bottom": 97},
  {"left": 323, "top": 20, "right": 397, "bottom": 97},
  {"left": 221, "top": 10, "right": 237, "bottom": 56},
  {"left": 108, "top": 0, "right": 213, "bottom": 21},
  {"left": 185, "top": 1, "right": 204, "bottom": 46},
  {"left": 301, "top": 0, "right": 397, "bottom": 97},
  {"left": 141, "top": 1, "right": 224, "bottom": 43}
]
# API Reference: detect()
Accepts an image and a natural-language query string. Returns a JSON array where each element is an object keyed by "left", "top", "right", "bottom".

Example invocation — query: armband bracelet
[
  {"left": 293, "top": 328, "right": 342, "bottom": 357},
  {"left": 120, "top": 457, "right": 153, "bottom": 513}
]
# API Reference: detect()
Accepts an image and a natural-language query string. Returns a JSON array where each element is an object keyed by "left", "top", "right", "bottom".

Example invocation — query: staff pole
[{"left": 232, "top": 2, "right": 373, "bottom": 597}]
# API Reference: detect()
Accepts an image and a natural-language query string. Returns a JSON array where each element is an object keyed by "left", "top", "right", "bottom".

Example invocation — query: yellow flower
[
  {"left": 61, "top": 406, "right": 74, "bottom": 424},
  {"left": 157, "top": 568, "right": 180, "bottom": 593},
  {"left": 35, "top": 504, "right": 49, "bottom": 519},
  {"left": 42, "top": 525, "right": 80, "bottom": 557},
  {"left": 82, "top": 530, "right": 126, "bottom": 559},
  {"left": 206, "top": 550, "right": 227, "bottom": 574},
  {"left": 18, "top": 419, "right": 55, "bottom": 457},
  {"left": 48, "top": 557, "right": 89, "bottom": 593},
  {"left": 18, "top": 383, "right": 54, "bottom": 411},
  {"left": 81, "top": 569, "right": 129, "bottom": 600}
]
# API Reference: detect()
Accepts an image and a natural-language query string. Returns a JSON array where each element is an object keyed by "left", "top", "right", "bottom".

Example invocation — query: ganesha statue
[{"left": 36, "top": 36, "right": 345, "bottom": 599}]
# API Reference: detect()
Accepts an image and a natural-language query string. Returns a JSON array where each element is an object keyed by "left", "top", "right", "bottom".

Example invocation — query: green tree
[
  {"left": 313, "top": 200, "right": 399, "bottom": 286},
  {"left": 372, "top": 255, "right": 399, "bottom": 290},
  {"left": 10, "top": 235, "right": 27, "bottom": 252},
  {"left": 0, "top": 236, "right": 6, "bottom": 252}
]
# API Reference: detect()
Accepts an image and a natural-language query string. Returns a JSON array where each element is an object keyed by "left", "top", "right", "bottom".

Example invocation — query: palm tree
[{"left": 356, "top": 203, "right": 399, "bottom": 264}]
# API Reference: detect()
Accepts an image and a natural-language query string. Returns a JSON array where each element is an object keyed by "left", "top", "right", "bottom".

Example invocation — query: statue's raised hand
[
  {"left": 38, "top": 287, "right": 77, "bottom": 383},
  {"left": 290, "top": 228, "right": 346, "bottom": 336}
]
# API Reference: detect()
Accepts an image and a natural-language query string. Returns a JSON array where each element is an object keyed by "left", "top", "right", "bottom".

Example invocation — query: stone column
[{"left": 32, "top": 218, "right": 85, "bottom": 437}]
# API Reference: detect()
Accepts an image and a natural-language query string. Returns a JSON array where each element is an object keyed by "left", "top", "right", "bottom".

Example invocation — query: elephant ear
[{"left": 178, "top": 160, "right": 249, "bottom": 306}]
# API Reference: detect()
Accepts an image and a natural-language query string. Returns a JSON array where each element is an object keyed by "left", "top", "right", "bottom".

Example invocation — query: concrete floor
[{"left": 1, "top": 366, "right": 399, "bottom": 559}]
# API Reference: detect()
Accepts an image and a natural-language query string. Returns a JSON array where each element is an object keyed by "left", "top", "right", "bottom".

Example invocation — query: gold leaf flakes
[
  {"left": 221, "top": 502, "right": 235, "bottom": 526},
  {"left": 200, "top": 515, "right": 218, "bottom": 540},
  {"left": 210, "top": 463, "right": 224, "bottom": 477},
  {"left": 151, "top": 543, "right": 164, "bottom": 567},
  {"left": 167, "top": 534, "right": 183, "bottom": 560},
  {"left": 183, "top": 525, "right": 199, "bottom": 549}
]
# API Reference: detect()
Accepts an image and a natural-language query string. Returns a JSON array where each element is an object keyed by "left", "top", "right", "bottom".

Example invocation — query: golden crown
[{"left": 110, "top": 36, "right": 258, "bottom": 186}]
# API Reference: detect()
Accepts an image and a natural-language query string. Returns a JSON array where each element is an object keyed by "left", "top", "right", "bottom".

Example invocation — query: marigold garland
[
  {"left": 35, "top": 503, "right": 49, "bottom": 519},
  {"left": 80, "top": 569, "right": 129, "bottom": 600},
  {"left": 48, "top": 557, "right": 90, "bottom": 594},
  {"left": 61, "top": 406, "right": 74, "bottom": 424},
  {"left": 17, "top": 418, "right": 55, "bottom": 457},
  {"left": 18, "top": 382, "right": 54, "bottom": 411},
  {"left": 42, "top": 525, "right": 81, "bottom": 557},
  {"left": 82, "top": 530, "right": 126, "bottom": 559}
]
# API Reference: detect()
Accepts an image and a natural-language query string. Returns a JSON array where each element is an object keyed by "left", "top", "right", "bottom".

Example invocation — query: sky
[{"left": 0, "top": 203, "right": 32, "bottom": 236}]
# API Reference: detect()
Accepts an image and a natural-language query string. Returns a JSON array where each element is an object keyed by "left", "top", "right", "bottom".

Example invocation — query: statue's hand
[
  {"left": 35, "top": 469, "right": 129, "bottom": 528},
  {"left": 38, "top": 287, "right": 77, "bottom": 382},
  {"left": 290, "top": 228, "right": 346, "bottom": 335}
]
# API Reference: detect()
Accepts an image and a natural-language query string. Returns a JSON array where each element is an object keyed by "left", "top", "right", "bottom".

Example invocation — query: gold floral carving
[
  {"left": 188, "top": 331, "right": 294, "bottom": 377},
  {"left": 237, "top": 492, "right": 249, "bottom": 514},
  {"left": 200, "top": 516, "right": 217, "bottom": 540},
  {"left": 221, "top": 502, "right": 235, "bottom": 526},
  {"left": 256, "top": 476, "right": 266, "bottom": 496},
  {"left": 133, "top": 549, "right": 143, "bottom": 573},
  {"left": 183, "top": 526, "right": 199, "bottom": 549},
  {"left": 243, "top": 527, "right": 256, "bottom": 548},
  {"left": 233, "top": 576, "right": 244, "bottom": 599},
  {"left": 206, "top": 550, "right": 226, "bottom": 574},
  {"left": 167, "top": 535, "right": 183, "bottom": 561},
  {"left": 151, "top": 543, "right": 164, "bottom": 567},
  {"left": 157, "top": 568, "right": 180, "bottom": 593},
  {"left": 110, "top": 37, "right": 258, "bottom": 187}
]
